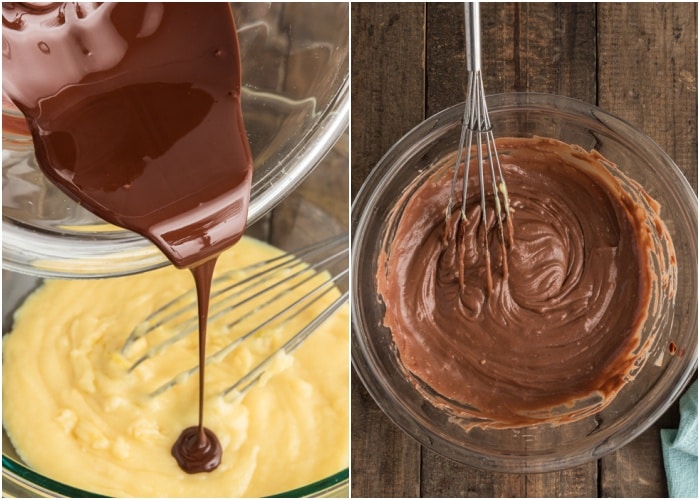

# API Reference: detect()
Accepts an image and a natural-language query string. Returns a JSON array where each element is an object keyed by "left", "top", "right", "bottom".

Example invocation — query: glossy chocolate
[
  {"left": 377, "top": 137, "right": 659, "bottom": 427},
  {"left": 3, "top": 2, "right": 253, "bottom": 471}
]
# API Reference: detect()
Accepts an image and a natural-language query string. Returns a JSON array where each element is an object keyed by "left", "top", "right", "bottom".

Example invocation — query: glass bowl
[
  {"left": 2, "top": 134, "right": 349, "bottom": 497},
  {"left": 351, "top": 93, "right": 697, "bottom": 473},
  {"left": 2, "top": 2, "right": 349, "bottom": 278}
]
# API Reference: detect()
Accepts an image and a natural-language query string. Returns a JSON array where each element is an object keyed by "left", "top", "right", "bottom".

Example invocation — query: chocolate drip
[
  {"left": 173, "top": 258, "right": 223, "bottom": 472},
  {"left": 172, "top": 426, "right": 222, "bottom": 474},
  {"left": 3, "top": 3, "right": 253, "bottom": 472}
]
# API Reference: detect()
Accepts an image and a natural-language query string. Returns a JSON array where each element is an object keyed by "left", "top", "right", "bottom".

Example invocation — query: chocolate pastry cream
[
  {"left": 377, "top": 136, "right": 675, "bottom": 428},
  {"left": 3, "top": 237, "right": 349, "bottom": 497}
]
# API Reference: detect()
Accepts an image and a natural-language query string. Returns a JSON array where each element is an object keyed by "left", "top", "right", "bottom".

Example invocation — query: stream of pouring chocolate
[{"left": 2, "top": 2, "right": 253, "bottom": 472}]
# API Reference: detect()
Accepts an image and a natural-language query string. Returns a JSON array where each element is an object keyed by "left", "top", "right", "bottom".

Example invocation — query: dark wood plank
[
  {"left": 425, "top": 3, "right": 467, "bottom": 115},
  {"left": 271, "top": 132, "right": 349, "bottom": 230},
  {"left": 598, "top": 405, "right": 679, "bottom": 498},
  {"left": 599, "top": 406, "right": 680, "bottom": 498},
  {"left": 525, "top": 462, "right": 599, "bottom": 498},
  {"left": 420, "top": 450, "right": 597, "bottom": 498},
  {"left": 598, "top": 2, "right": 697, "bottom": 191},
  {"left": 245, "top": 213, "right": 271, "bottom": 242},
  {"left": 350, "top": 4, "right": 425, "bottom": 498},
  {"left": 351, "top": 371, "right": 422, "bottom": 498},
  {"left": 350, "top": 2, "right": 426, "bottom": 197},
  {"left": 482, "top": 2, "right": 597, "bottom": 102},
  {"left": 425, "top": 2, "right": 597, "bottom": 116},
  {"left": 597, "top": 4, "right": 697, "bottom": 496},
  {"left": 420, "top": 449, "right": 525, "bottom": 498}
]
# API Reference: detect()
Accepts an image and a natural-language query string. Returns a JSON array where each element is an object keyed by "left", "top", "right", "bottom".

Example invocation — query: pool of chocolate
[{"left": 377, "top": 136, "right": 674, "bottom": 428}]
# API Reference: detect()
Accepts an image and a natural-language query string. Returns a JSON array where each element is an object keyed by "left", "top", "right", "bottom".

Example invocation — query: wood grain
[
  {"left": 350, "top": 2, "right": 426, "bottom": 198},
  {"left": 425, "top": 2, "right": 597, "bottom": 115},
  {"left": 350, "top": 2, "right": 697, "bottom": 498},
  {"left": 598, "top": 404, "right": 679, "bottom": 497},
  {"left": 596, "top": 4, "right": 697, "bottom": 496},
  {"left": 351, "top": 371, "right": 421, "bottom": 498},
  {"left": 350, "top": 4, "right": 425, "bottom": 497},
  {"left": 598, "top": 3, "right": 697, "bottom": 191}
]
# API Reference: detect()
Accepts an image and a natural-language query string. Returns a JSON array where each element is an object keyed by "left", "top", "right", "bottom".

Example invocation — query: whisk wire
[
  {"left": 149, "top": 269, "right": 348, "bottom": 398},
  {"left": 121, "top": 234, "right": 349, "bottom": 398},
  {"left": 221, "top": 290, "right": 348, "bottom": 401},
  {"left": 446, "top": 1, "right": 514, "bottom": 292},
  {"left": 121, "top": 237, "right": 341, "bottom": 354},
  {"left": 121, "top": 237, "right": 346, "bottom": 367}
]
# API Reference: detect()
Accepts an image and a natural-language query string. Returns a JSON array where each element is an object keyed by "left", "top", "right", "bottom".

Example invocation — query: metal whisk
[
  {"left": 445, "top": 1, "right": 513, "bottom": 290},
  {"left": 119, "top": 234, "right": 348, "bottom": 400}
]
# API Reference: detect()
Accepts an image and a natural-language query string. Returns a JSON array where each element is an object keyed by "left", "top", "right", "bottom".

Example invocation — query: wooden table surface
[{"left": 350, "top": 3, "right": 697, "bottom": 498}]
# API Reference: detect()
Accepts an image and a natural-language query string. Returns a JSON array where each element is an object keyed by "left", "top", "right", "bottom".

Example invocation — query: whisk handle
[{"left": 464, "top": 1, "right": 481, "bottom": 72}]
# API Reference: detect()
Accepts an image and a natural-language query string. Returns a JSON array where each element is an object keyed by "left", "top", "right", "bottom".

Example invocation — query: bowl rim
[
  {"left": 351, "top": 91, "right": 698, "bottom": 472},
  {"left": 2, "top": 454, "right": 348, "bottom": 497},
  {"left": 2, "top": 2, "right": 350, "bottom": 279}
]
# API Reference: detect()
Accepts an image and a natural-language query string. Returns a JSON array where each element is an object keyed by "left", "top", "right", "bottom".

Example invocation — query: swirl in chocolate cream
[{"left": 377, "top": 137, "right": 671, "bottom": 428}]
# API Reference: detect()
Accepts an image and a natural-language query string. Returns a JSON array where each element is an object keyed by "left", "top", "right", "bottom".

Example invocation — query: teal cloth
[{"left": 661, "top": 380, "right": 698, "bottom": 498}]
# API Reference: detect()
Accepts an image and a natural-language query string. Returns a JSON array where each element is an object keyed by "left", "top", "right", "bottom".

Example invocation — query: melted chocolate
[
  {"left": 172, "top": 426, "right": 222, "bottom": 474},
  {"left": 3, "top": 3, "right": 253, "bottom": 471},
  {"left": 378, "top": 137, "right": 660, "bottom": 427}
]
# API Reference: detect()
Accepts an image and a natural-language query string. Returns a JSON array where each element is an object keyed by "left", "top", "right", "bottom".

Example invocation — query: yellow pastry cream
[{"left": 3, "top": 236, "right": 349, "bottom": 497}]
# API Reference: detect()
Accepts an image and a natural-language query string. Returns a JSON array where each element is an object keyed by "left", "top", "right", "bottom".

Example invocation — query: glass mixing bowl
[
  {"left": 2, "top": 132, "right": 349, "bottom": 497},
  {"left": 351, "top": 93, "right": 697, "bottom": 473},
  {"left": 2, "top": 2, "right": 349, "bottom": 278}
]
